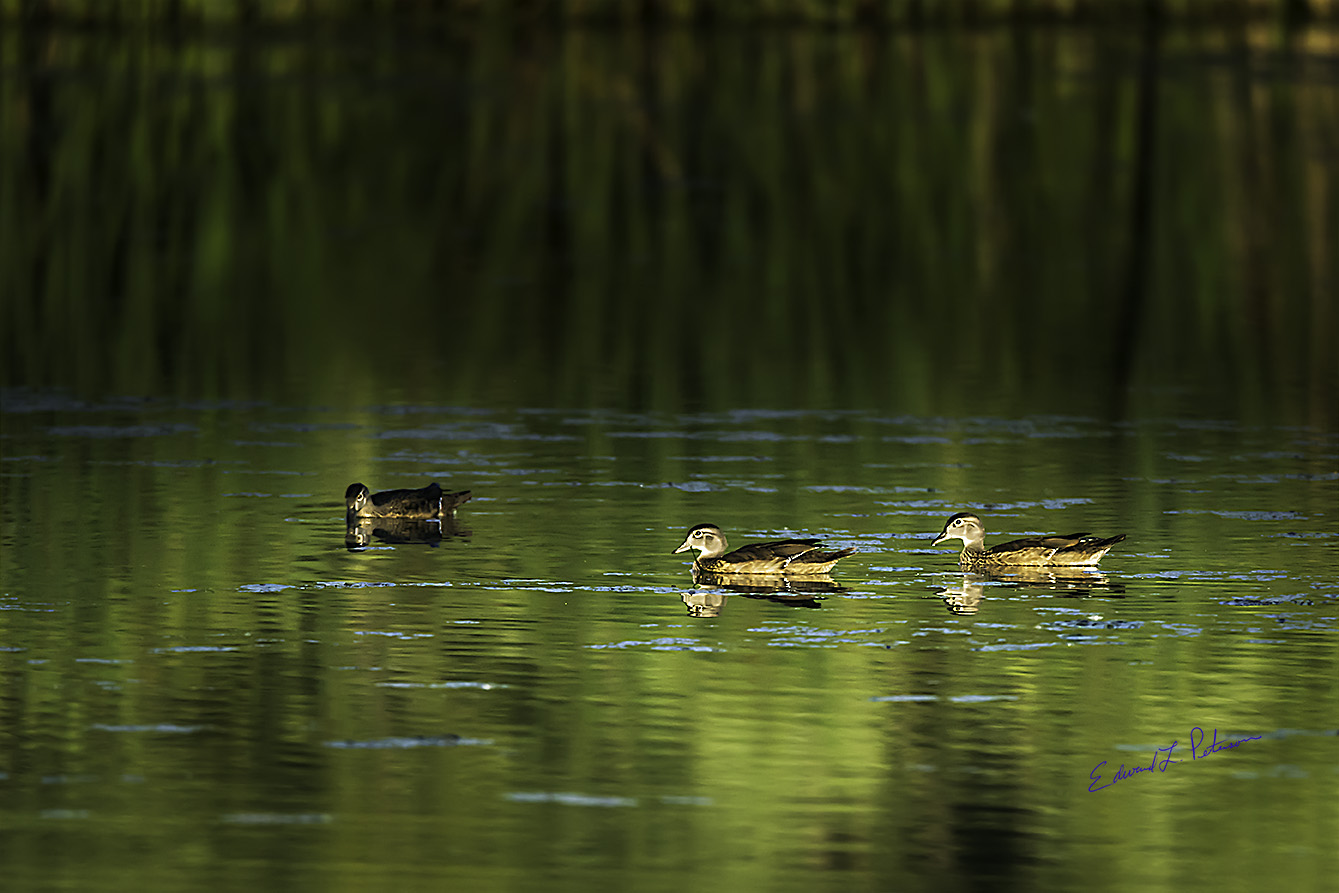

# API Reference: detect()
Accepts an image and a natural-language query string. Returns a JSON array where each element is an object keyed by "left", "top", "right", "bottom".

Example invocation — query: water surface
[{"left": 2, "top": 396, "right": 1336, "bottom": 890}]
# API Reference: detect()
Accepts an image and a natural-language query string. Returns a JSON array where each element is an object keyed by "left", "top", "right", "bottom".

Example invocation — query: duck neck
[
  {"left": 699, "top": 537, "right": 727, "bottom": 560},
  {"left": 696, "top": 547, "right": 725, "bottom": 563}
]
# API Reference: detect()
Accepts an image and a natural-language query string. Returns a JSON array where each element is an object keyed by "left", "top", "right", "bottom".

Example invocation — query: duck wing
[
  {"left": 988, "top": 533, "right": 1088, "bottom": 554},
  {"left": 370, "top": 483, "right": 443, "bottom": 517},
  {"left": 723, "top": 539, "right": 822, "bottom": 562},
  {"left": 785, "top": 546, "right": 857, "bottom": 570},
  {"left": 986, "top": 532, "right": 1126, "bottom": 565},
  {"left": 1056, "top": 533, "right": 1126, "bottom": 552}
]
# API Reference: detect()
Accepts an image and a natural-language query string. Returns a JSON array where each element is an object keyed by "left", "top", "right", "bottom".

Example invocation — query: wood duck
[
  {"left": 931, "top": 512, "right": 1125, "bottom": 568},
  {"left": 344, "top": 482, "right": 471, "bottom": 520},
  {"left": 673, "top": 523, "right": 855, "bottom": 575}
]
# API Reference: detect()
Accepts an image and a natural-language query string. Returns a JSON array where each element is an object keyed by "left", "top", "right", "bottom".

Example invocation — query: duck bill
[
  {"left": 931, "top": 532, "right": 950, "bottom": 547},
  {"left": 673, "top": 539, "right": 693, "bottom": 554}
]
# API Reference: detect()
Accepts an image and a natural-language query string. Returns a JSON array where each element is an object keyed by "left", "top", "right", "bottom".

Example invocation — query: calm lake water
[
  {"left": 3, "top": 8, "right": 1338, "bottom": 892},
  {"left": 2, "top": 395, "right": 1336, "bottom": 890}
]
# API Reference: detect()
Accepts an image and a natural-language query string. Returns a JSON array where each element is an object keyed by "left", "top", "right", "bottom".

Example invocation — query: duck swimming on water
[
  {"left": 673, "top": 523, "right": 855, "bottom": 575},
  {"left": 344, "top": 482, "right": 472, "bottom": 520},
  {"left": 931, "top": 512, "right": 1125, "bottom": 569}
]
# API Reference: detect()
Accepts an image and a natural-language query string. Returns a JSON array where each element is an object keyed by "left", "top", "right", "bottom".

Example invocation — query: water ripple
[
  {"left": 587, "top": 638, "right": 720, "bottom": 652},
  {"left": 505, "top": 792, "right": 637, "bottom": 808},
  {"left": 325, "top": 735, "right": 488, "bottom": 749}
]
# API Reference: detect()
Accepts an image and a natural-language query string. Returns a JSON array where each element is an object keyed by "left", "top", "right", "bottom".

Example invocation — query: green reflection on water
[{"left": 2, "top": 20, "right": 1334, "bottom": 423}]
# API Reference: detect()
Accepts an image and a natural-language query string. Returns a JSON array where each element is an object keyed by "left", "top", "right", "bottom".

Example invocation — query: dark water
[
  {"left": 2, "top": 11, "right": 1338, "bottom": 893},
  {"left": 3, "top": 16, "right": 1335, "bottom": 421}
]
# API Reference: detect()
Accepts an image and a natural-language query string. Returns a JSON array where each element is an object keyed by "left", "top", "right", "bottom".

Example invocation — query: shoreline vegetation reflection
[
  {"left": 11, "top": 1, "right": 1339, "bottom": 24},
  {"left": 3, "top": 6, "right": 1335, "bottom": 425}
]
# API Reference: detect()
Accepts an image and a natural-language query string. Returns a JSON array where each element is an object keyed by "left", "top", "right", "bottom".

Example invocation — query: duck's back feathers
[
  {"left": 369, "top": 483, "right": 443, "bottom": 517},
  {"left": 346, "top": 482, "right": 472, "bottom": 519},
  {"left": 988, "top": 532, "right": 1087, "bottom": 554},
  {"left": 982, "top": 532, "right": 1125, "bottom": 567},
  {"left": 675, "top": 525, "right": 856, "bottom": 576},
  {"left": 704, "top": 540, "right": 855, "bottom": 575},
  {"left": 723, "top": 539, "right": 822, "bottom": 562}
]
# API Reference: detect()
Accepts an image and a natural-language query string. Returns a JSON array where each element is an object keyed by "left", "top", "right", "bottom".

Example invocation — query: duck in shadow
[
  {"left": 673, "top": 523, "right": 855, "bottom": 576},
  {"left": 931, "top": 512, "right": 1125, "bottom": 569},
  {"left": 345, "top": 482, "right": 471, "bottom": 520}
]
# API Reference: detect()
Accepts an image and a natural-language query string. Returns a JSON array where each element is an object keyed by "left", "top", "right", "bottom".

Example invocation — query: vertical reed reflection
[{"left": 1, "top": 15, "right": 1333, "bottom": 423}]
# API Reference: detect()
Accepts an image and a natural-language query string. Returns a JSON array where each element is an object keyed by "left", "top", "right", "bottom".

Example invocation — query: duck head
[
  {"left": 345, "top": 483, "right": 371, "bottom": 515},
  {"left": 674, "top": 523, "right": 728, "bottom": 560},
  {"left": 932, "top": 512, "right": 987, "bottom": 550}
]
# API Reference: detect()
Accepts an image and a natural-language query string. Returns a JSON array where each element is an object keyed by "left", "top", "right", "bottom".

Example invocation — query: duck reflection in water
[
  {"left": 682, "top": 589, "right": 728, "bottom": 618},
  {"left": 935, "top": 567, "right": 1125, "bottom": 614},
  {"left": 680, "top": 567, "right": 845, "bottom": 616},
  {"left": 345, "top": 515, "right": 471, "bottom": 551},
  {"left": 937, "top": 578, "right": 986, "bottom": 615}
]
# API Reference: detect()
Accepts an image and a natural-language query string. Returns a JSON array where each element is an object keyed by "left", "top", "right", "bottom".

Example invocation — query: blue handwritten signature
[{"left": 1088, "top": 727, "right": 1263, "bottom": 792}]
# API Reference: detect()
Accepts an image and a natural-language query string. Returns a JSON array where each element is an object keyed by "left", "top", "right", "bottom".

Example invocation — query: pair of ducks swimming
[
  {"left": 346, "top": 482, "right": 1126, "bottom": 572},
  {"left": 675, "top": 516, "right": 1125, "bottom": 573}
]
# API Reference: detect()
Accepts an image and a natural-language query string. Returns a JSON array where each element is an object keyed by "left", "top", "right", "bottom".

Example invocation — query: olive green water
[{"left": 2, "top": 12, "right": 1338, "bottom": 893}]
